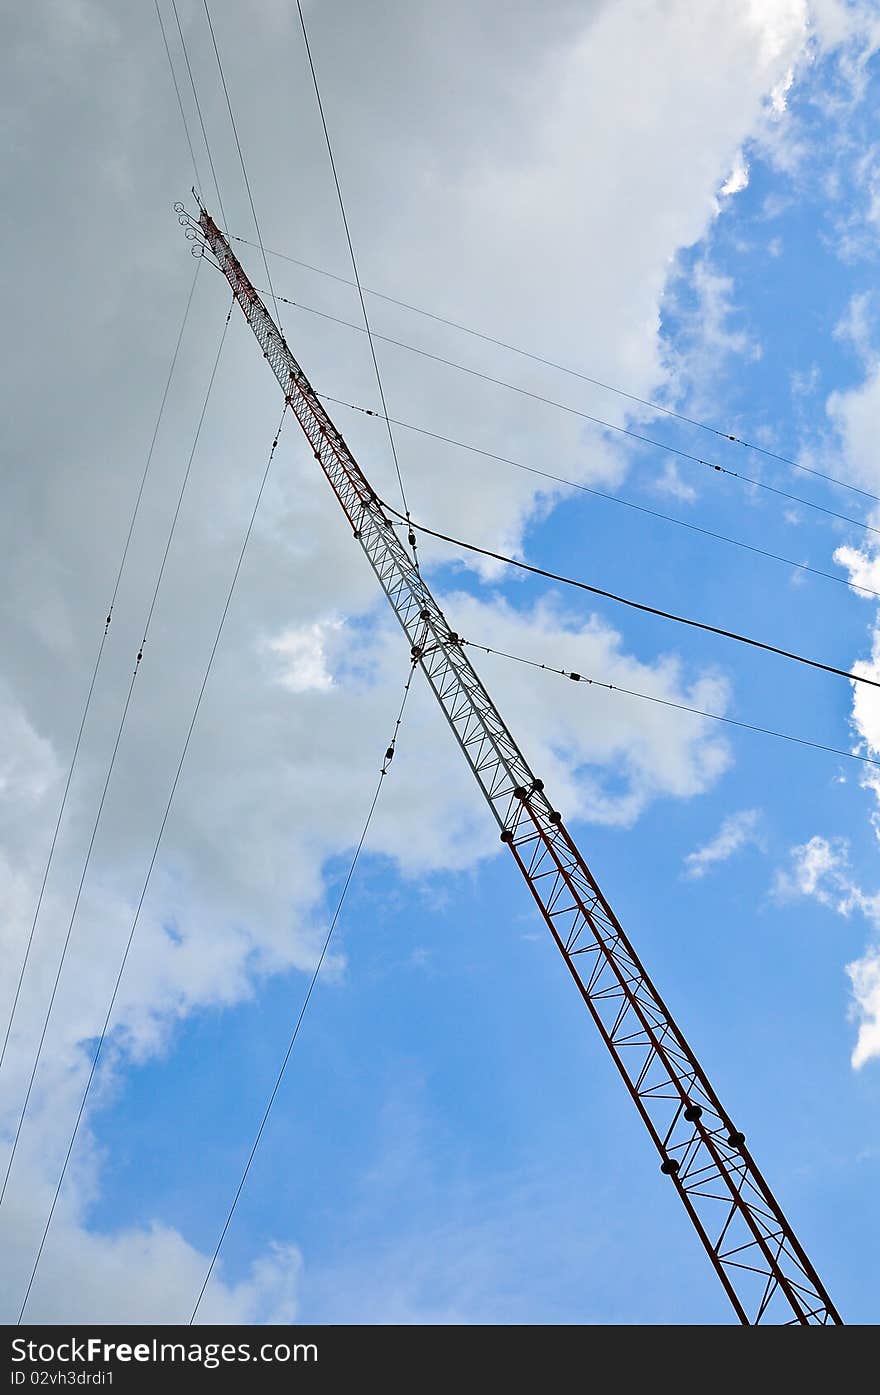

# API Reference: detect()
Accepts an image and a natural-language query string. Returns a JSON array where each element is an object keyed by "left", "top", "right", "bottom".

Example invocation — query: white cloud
[
  {"left": 720, "top": 151, "right": 750, "bottom": 196},
  {"left": 833, "top": 541, "right": 880, "bottom": 597},
  {"left": 1, "top": 0, "right": 876, "bottom": 1321},
  {"left": 774, "top": 835, "right": 880, "bottom": 1068},
  {"left": 847, "top": 949, "right": 880, "bottom": 1069},
  {"left": 769, "top": 68, "right": 796, "bottom": 115},
  {"left": 809, "top": 0, "right": 880, "bottom": 101},
  {"left": 268, "top": 618, "right": 342, "bottom": 693},
  {"left": 773, "top": 833, "right": 854, "bottom": 905},
  {"left": 833, "top": 289, "right": 875, "bottom": 359},
  {"left": 821, "top": 301, "right": 880, "bottom": 841},
  {"left": 690, "top": 261, "right": 761, "bottom": 364},
  {"left": 4, "top": 1188, "right": 303, "bottom": 1324},
  {"left": 684, "top": 808, "right": 763, "bottom": 879},
  {"left": 813, "top": 331, "right": 880, "bottom": 1074},
  {"left": 450, "top": 595, "right": 731, "bottom": 829},
  {"left": 790, "top": 363, "right": 819, "bottom": 396},
  {"left": 827, "top": 361, "right": 880, "bottom": 493},
  {"left": 654, "top": 460, "right": 697, "bottom": 504},
  {"left": 665, "top": 258, "right": 762, "bottom": 407}
]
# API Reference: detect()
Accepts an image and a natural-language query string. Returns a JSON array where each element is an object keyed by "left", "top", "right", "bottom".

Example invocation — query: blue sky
[{"left": 5, "top": 0, "right": 880, "bottom": 1325}]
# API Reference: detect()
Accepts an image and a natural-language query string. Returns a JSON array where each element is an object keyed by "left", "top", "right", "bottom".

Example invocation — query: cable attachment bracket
[
  {"left": 405, "top": 511, "right": 421, "bottom": 573},
  {"left": 409, "top": 614, "right": 431, "bottom": 665},
  {"left": 381, "top": 652, "right": 419, "bottom": 775}
]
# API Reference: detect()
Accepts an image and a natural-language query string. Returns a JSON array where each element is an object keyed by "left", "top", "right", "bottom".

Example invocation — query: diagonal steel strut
[{"left": 193, "top": 203, "right": 841, "bottom": 1326}]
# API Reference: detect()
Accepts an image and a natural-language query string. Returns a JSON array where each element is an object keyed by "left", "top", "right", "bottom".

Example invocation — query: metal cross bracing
[{"left": 189, "top": 200, "right": 841, "bottom": 1326}]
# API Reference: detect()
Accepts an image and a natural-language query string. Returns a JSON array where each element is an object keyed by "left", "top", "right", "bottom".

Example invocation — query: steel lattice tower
[{"left": 187, "top": 202, "right": 841, "bottom": 1325}]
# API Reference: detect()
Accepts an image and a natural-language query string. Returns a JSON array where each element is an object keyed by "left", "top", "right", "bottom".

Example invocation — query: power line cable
[
  {"left": 0, "top": 260, "right": 202, "bottom": 1082},
  {"left": 0, "top": 299, "right": 234, "bottom": 1213},
  {"left": 232, "top": 231, "right": 880, "bottom": 509},
  {"left": 17, "top": 407, "right": 288, "bottom": 1323},
  {"left": 463, "top": 638, "right": 877, "bottom": 771},
  {"left": 381, "top": 499, "right": 880, "bottom": 693},
  {"left": 201, "top": 1, "right": 281, "bottom": 327},
  {"left": 189, "top": 661, "right": 416, "bottom": 1324},
  {"left": 292, "top": 0, "right": 413, "bottom": 534},
  {"left": 170, "top": 0, "right": 227, "bottom": 228},
  {"left": 263, "top": 289, "right": 880, "bottom": 543},
  {"left": 321, "top": 391, "right": 880, "bottom": 604},
  {"left": 154, "top": 0, "right": 202, "bottom": 191}
]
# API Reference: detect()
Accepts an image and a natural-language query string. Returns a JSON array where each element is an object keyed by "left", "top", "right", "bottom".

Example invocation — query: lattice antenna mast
[{"left": 191, "top": 203, "right": 840, "bottom": 1326}]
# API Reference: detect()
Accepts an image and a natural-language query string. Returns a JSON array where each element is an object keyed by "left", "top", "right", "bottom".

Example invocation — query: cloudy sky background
[{"left": 3, "top": 0, "right": 880, "bottom": 1322}]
